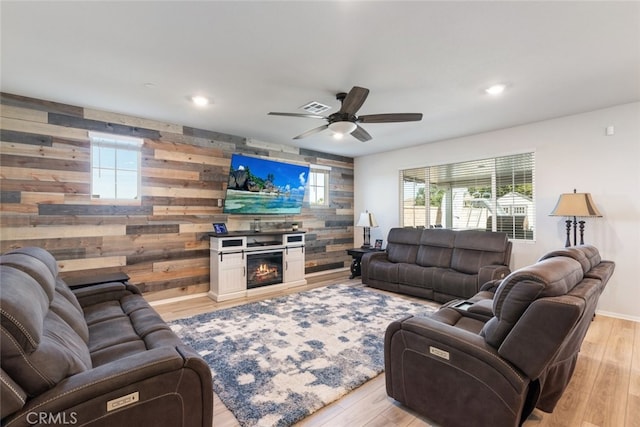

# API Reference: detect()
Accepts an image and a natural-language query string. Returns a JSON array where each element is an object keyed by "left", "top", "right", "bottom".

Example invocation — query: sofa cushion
[
  {"left": 415, "top": 228, "right": 456, "bottom": 268},
  {"left": 481, "top": 257, "right": 583, "bottom": 349},
  {"left": 0, "top": 267, "right": 51, "bottom": 353},
  {"left": 0, "top": 248, "right": 90, "bottom": 345},
  {"left": 84, "top": 293, "right": 180, "bottom": 367},
  {"left": 0, "top": 266, "right": 92, "bottom": 396},
  {"left": 386, "top": 228, "right": 421, "bottom": 264},
  {"left": 538, "top": 246, "right": 591, "bottom": 273},
  {"left": 434, "top": 270, "right": 482, "bottom": 301},
  {"left": 451, "top": 230, "right": 509, "bottom": 274},
  {"left": 398, "top": 264, "right": 445, "bottom": 289}
]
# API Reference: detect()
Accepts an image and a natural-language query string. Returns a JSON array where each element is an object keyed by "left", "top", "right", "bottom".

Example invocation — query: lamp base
[
  {"left": 564, "top": 219, "right": 572, "bottom": 247},
  {"left": 362, "top": 226, "right": 371, "bottom": 249}
]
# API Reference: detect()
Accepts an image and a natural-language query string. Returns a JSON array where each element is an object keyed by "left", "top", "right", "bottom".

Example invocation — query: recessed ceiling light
[
  {"left": 191, "top": 95, "right": 209, "bottom": 106},
  {"left": 485, "top": 84, "right": 507, "bottom": 96}
]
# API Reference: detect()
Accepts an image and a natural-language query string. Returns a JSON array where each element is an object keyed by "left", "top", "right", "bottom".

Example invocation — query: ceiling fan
[{"left": 268, "top": 86, "right": 423, "bottom": 142}]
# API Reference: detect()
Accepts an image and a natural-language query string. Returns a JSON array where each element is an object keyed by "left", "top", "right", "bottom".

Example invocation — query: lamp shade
[
  {"left": 356, "top": 211, "right": 378, "bottom": 227},
  {"left": 550, "top": 192, "right": 602, "bottom": 217},
  {"left": 328, "top": 121, "right": 357, "bottom": 135}
]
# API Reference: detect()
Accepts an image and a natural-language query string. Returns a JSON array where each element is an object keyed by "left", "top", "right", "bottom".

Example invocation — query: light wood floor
[{"left": 152, "top": 274, "right": 639, "bottom": 427}]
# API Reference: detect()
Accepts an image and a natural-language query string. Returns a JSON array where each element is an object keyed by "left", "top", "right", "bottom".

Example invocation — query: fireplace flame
[{"left": 251, "top": 263, "right": 280, "bottom": 283}]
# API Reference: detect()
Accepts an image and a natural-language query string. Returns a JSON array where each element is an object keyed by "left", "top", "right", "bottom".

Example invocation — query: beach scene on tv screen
[{"left": 224, "top": 154, "right": 310, "bottom": 214}]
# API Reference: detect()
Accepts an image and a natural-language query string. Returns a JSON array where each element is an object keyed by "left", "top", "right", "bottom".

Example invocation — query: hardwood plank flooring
[{"left": 151, "top": 275, "right": 638, "bottom": 427}]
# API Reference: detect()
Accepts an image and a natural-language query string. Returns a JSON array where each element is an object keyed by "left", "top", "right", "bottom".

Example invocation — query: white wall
[{"left": 354, "top": 102, "right": 640, "bottom": 321}]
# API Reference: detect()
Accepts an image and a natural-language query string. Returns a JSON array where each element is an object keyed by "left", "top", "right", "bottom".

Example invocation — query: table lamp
[
  {"left": 550, "top": 189, "right": 602, "bottom": 247},
  {"left": 356, "top": 211, "right": 378, "bottom": 248}
]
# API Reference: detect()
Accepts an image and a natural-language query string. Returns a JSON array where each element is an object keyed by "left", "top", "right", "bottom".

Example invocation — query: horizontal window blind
[{"left": 400, "top": 152, "right": 535, "bottom": 240}]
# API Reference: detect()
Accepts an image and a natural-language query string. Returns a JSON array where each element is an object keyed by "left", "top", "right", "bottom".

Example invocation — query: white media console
[{"left": 208, "top": 231, "right": 306, "bottom": 302}]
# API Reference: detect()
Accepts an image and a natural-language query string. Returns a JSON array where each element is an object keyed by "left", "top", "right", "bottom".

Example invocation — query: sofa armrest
[
  {"left": 478, "top": 265, "right": 510, "bottom": 286},
  {"left": 384, "top": 315, "right": 529, "bottom": 426},
  {"left": 479, "top": 279, "right": 501, "bottom": 293},
  {"left": 72, "top": 282, "right": 142, "bottom": 308},
  {"left": 361, "top": 251, "right": 390, "bottom": 283},
  {"left": 385, "top": 315, "right": 527, "bottom": 396},
  {"left": 3, "top": 346, "right": 213, "bottom": 427},
  {"left": 64, "top": 272, "right": 130, "bottom": 289},
  {"left": 362, "top": 251, "right": 389, "bottom": 263}
]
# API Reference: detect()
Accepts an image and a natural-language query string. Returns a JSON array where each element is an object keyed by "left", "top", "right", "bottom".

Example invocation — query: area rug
[{"left": 169, "top": 284, "right": 437, "bottom": 427}]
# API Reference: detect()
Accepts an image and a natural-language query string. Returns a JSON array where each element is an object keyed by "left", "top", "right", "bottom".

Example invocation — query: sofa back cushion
[
  {"left": 0, "top": 248, "right": 92, "bottom": 396},
  {"left": 450, "top": 230, "right": 510, "bottom": 274},
  {"left": 538, "top": 244, "right": 601, "bottom": 273},
  {"left": 415, "top": 228, "right": 456, "bottom": 268},
  {"left": 480, "top": 256, "right": 584, "bottom": 350},
  {"left": 386, "top": 228, "right": 421, "bottom": 264}
]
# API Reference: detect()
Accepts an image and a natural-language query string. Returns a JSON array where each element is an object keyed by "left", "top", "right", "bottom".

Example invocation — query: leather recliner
[
  {"left": 384, "top": 245, "right": 614, "bottom": 427},
  {"left": 1, "top": 247, "right": 213, "bottom": 427}
]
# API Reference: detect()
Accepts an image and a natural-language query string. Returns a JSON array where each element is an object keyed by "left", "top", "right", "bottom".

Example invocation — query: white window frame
[
  {"left": 90, "top": 131, "right": 142, "bottom": 202},
  {"left": 308, "top": 165, "right": 331, "bottom": 207}
]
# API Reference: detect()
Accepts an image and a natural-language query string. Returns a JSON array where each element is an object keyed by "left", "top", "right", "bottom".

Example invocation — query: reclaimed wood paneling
[{"left": 0, "top": 92, "right": 354, "bottom": 299}]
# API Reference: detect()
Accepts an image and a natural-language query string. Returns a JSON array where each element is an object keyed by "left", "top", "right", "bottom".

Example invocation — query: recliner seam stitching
[
  {"left": 3, "top": 356, "right": 177, "bottom": 427},
  {"left": 0, "top": 328, "right": 53, "bottom": 387},
  {"left": 0, "top": 374, "right": 26, "bottom": 405}
]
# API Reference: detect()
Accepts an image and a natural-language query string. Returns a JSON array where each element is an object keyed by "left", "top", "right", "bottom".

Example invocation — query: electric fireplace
[{"left": 246, "top": 250, "right": 284, "bottom": 289}]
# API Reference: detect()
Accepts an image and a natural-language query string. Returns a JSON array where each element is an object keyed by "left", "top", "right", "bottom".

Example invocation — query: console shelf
[{"left": 207, "top": 231, "right": 306, "bottom": 302}]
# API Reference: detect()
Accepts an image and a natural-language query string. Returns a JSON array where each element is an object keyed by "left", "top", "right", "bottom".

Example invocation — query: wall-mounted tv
[{"left": 223, "top": 154, "right": 310, "bottom": 215}]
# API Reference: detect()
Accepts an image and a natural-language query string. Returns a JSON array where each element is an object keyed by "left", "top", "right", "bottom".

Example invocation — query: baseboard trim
[
  {"left": 595, "top": 310, "right": 640, "bottom": 323},
  {"left": 148, "top": 268, "right": 350, "bottom": 307},
  {"left": 148, "top": 292, "right": 208, "bottom": 307}
]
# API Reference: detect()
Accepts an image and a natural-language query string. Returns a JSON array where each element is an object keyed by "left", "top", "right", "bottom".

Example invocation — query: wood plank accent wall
[{"left": 0, "top": 93, "right": 354, "bottom": 300}]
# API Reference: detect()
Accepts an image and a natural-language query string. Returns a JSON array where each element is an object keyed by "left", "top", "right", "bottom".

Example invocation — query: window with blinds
[
  {"left": 90, "top": 132, "right": 142, "bottom": 201},
  {"left": 400, "top": 152, "right": 535, "bottom": 240}
]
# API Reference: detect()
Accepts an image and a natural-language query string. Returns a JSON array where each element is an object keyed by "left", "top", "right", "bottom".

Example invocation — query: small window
[
  {"left": 308, "top": 167, "right": 330, "bottom": 206},
  {"left": 90, "top": 132, "right": 142, "bottom": 200}
]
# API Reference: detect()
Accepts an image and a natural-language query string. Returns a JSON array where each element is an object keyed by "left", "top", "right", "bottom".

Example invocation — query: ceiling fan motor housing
[{"left": 268, "top": 86, "right": 422, "bottom": 142}]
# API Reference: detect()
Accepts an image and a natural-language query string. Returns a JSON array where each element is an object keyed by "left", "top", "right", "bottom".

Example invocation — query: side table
[{"left": 346, "top": 247, "right": 383, "bottom": 279}]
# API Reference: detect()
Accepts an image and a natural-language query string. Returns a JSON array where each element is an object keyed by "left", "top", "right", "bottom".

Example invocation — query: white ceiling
[{"left": 1, "top": 1, "right": 639, "bottom": 158}]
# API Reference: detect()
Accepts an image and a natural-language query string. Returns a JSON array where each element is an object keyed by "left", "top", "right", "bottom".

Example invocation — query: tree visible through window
[
  {"left": 90, "top": 132, "right": 142, "bottom": 200},
  {"left": 400, "top": 153, "right": 535, "bottom": 240}
]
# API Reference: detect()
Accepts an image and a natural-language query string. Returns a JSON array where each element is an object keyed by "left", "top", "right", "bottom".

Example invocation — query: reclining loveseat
[
  {"left": 362, "top": 227, "right": 512, "bottom": 303},
  {"left": 1, "top": 247, "right": 213, "bottom": 427},
  {"left": 384, "top": 244, "right": 614, "bottom": 427}
]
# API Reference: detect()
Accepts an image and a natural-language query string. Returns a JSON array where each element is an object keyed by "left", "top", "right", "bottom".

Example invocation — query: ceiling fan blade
[
  {"left": 351, "top": 125, "right": 372, "bottom": 142},
  {"left": 268, "top": 112, "right": 327, "bottom": 120},
  {"left": 293, "top": 124, "right": 329, "bottom": 139},
  {"left": 358, "top": 113, "right": 423, "bottom": 123},
  {"left": 339, "top": 86, "right": 370, "bottom": 115}
]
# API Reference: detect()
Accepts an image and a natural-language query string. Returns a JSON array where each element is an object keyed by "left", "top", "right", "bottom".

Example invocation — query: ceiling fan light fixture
[
  {"left": 191, "top": 95, "right": 209, "bottom": 106},
  {"left": 328, "top": 121, "right": 357, "bottom": 136},
  {"left": 485, "top": 84, "right": 507, "bottom": 96}
]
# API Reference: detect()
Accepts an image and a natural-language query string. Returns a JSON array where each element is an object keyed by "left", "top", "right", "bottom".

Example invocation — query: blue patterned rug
[{"left": 170, "top": 284, "right": 437, "bottom": 427}]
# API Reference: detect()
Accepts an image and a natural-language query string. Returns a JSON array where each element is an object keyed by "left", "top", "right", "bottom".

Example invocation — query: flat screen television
[{"left": 223, "top": 154, "right": 310, "bottom": 215}]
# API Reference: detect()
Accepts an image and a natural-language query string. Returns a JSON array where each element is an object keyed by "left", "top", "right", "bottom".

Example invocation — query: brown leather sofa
[
  {"left": 384, "top": 245, "right": 615, "bottom": 427},
  {"left": 362, "top": 228, "right": 512, "bottom": 303},
  {"left": 1, "top": 247, "right": 213, "bottom": 427}
]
